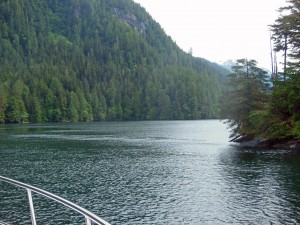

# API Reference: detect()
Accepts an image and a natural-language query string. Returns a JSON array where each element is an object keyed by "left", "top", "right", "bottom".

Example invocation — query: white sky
[{"left": 132, "top": 0, "right": 287, "bottom": 70}]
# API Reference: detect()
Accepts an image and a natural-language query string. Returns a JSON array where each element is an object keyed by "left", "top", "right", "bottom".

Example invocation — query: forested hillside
[{"left": 0, "top": 0, "right": 227, "bottom": 123}]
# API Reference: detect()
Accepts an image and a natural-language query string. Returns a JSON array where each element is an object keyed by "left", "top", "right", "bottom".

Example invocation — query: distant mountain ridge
[{"left": 0, "top": 0, "right": 228, "bottom": 123}]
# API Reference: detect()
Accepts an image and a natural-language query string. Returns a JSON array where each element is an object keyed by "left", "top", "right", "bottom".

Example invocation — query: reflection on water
[{"left": 0, "top": 121, "right": 300, "bottom": 224}]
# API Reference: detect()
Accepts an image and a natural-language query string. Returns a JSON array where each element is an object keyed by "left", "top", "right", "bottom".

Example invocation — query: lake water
[{"left": 1, "top": 120, "right": 300, "bottom": 224}]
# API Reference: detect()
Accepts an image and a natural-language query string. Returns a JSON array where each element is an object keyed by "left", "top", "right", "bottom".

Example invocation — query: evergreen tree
[
  {"left": 268, "top": 0, "right": 300, "bottom": 139},
  {"left": 0, "top": 85, "right": 7, "bottom": 123},
  {"left": 221, "top": 59, "right": 269, "bottom": 139}
]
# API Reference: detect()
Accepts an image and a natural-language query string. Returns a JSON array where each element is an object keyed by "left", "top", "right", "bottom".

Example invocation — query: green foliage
[
  {"left": 5, "top": 96, "right": 29, "bottom": 123},
  {"left": 292, "top": 121, "right": 300, "bottom": 138},
  {"left": 248, "top": 110, "right": 293, "bottom": 140},
  {"left": 265, "top": 118, "right": 293, "bottom": 140},
  {"left": 0, "top": 85, "right": 7, "bottom": 123},
  {"left": 248, "top": 110, "right": 269, "bottom": 136},
  {"left": 226, "top": 0, "right": 300, "bottom": 141},
  {"left": 221, "top": 59, "right": 269, "bottom": 138},
  {"left": 0, "top": 0, "right": 227, "bottom": 123},
  {"left": 264, "top": 0, "right": 300, "bottom": 140}
]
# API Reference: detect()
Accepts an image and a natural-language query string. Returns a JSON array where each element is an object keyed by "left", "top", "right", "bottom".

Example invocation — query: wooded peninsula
[{"left": 222, "top": 0, "right": 300, "bottom": 144}]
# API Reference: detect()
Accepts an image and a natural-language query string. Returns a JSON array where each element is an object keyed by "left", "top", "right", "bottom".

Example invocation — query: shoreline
[{"left": 234, "top": 137, "right": 300, "bottom": 150}]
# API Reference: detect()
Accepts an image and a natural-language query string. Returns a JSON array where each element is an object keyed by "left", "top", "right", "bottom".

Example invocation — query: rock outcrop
[{"left": 114, "top": 8, "right": 147, "bottom": 35}]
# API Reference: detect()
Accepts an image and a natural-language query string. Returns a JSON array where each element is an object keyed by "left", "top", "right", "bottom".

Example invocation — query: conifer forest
[{"left": 0, "top": 0, "right": 227, "bottom": 123}]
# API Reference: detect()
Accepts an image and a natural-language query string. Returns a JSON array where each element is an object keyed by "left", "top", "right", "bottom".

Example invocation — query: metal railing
[{"left": 0, "top": 176, "right": 111, "bottom": 225}]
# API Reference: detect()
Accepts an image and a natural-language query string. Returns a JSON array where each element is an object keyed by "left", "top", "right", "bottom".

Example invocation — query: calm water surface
[{"left": 1, "top": 120, "right": 300, "bottom": 224}]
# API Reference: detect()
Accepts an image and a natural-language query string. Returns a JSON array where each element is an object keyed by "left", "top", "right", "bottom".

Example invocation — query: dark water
[{"left": 1, "top": 120, "right": 300, "bottom": 225}]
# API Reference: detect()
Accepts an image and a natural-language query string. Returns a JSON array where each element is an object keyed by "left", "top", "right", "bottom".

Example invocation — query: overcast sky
[{"left": 132, "top": 0, "right": 287, "bottom": 70}]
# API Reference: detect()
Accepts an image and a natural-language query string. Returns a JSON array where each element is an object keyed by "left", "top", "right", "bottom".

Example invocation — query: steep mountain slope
[{"left": 0, "top": 0, "right": 228, "bottom": 123}]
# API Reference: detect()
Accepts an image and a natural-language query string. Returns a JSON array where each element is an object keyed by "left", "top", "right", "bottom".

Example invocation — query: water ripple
[{"left": 1, "top": 121, "right": 300, "bottom": 224}]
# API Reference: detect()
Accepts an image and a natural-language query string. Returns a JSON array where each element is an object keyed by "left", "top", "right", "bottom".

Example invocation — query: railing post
[
  {"left": 85, "top": 216, "right": 92, "bottom": 225},
  {"left": 27, "top": 189, "right": 37, "bottom": 225},
  {"left": 0, "top": 176, "right": 110, "bottom": 225}
]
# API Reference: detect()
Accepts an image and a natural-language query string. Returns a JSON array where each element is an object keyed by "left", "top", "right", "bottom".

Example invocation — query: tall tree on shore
[
  {"left": 271, "top": 0, "right": 300, "bottom": 75},
  {"left": 271, "top": 16, "right": 290, "bottom": 80},
  {"left": 221, "top": 59, "right": 269, "bottom": 140},
  {"left": 269, "top": 0, "right": 300, "bottom": 138}
]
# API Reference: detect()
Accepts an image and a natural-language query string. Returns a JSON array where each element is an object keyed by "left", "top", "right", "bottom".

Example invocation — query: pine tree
[
  {"left": 221, "top": 59, "right": 269, "bottom": 139},
  {"left": 269, "top": 0, "right": 300, "bottom": 138}
]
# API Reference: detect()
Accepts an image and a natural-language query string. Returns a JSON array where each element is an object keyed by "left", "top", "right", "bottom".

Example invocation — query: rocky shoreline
[{"left": 232, "top": 135, "right": 300, "bottom": 150}]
